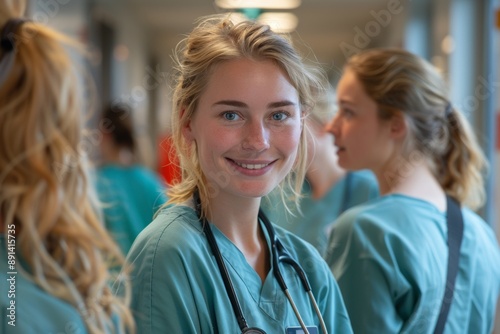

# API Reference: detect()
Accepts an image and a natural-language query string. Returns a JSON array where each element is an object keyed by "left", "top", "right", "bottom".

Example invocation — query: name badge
[{"left": 286, "top": 326, "right": 318, "bottom": 334}]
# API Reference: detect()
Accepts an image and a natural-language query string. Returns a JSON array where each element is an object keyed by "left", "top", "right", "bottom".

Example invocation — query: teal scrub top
[
  {"left": 0, "top": 235, "right": 87, "bottom": 334},
  {"left": 325, "top": 194, "right": 500, "bottom": 334},
  {"left": 95, "top": 164, "right": 167, "bottom": 254},
  {"left": 262, "top": 170, "right": 379, "bottom": 256},
  {"left": 125, "top": 201, "right": 353, "bottom": 333}
]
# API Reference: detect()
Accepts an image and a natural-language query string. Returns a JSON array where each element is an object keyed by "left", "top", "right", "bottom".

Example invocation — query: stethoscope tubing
[
  {"left": 194, "top": 190, "right": 328, "bottom": 334},
  {"left": 262, "top": 210, "right": 327, "bottom": 334},
  {"left": 203, "top": 218, "right": 250, "bottom": 330},
  {"left": 194, "top": 191, "right": 250, "bottom": 330}
]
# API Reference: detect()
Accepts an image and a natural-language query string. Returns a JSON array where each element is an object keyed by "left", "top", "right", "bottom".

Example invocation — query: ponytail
[
  {"left": 441, "top": 107, "right": 487, "bottom": 209},
  {"left": 0, "top": 4, "right": 135, "bottom": 333},
  {"left": 346, "top": 48, "right": 488, "bottom": 210}
]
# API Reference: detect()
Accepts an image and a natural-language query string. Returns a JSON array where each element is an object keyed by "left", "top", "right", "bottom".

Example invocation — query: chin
[
  {"left": 237, "top": 183, "right": 275, "bottom": 199},
  {"left": 339, "top": 162, "right": 362, "bottom": 172},
  {"left": 337, "top": 159, "right": 350, "bottom": 169}
]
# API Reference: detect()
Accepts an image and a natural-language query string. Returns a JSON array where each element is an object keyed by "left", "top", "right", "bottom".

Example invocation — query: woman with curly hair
[{"left": 0, "top": 1, "right": 134, "bottom": 332}]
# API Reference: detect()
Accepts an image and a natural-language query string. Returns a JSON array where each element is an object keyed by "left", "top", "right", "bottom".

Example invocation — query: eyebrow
[
  {"left": 212, "top": 100, "right": 297, "bottom": 108},
  {"left": 268, "top": 100, "right": 297, "bottom": 108},
  {"left": 213, "top": 100, "right": 247, "bottom": 108},
  {"left": 338, "top": 98, "right": 355, "bottom": 107}
]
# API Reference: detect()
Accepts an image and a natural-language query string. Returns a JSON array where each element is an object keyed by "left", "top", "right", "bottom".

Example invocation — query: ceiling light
[
  {"left": 227, "top": 12, "right": 298, "bottom": 33},
  {"left": 216, "top": 0, "right": 301, "bottom": 10},
  {"left": 227, "top": 12, "right": 249, "bottom": 24},
  {"left": 258, "top": 12, "right": 298, "bottom": 33}
]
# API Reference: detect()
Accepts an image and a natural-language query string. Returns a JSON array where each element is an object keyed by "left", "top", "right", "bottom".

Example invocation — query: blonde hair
[
  {"left": 0, "top": 2, "right": 134, "bottom": 333},
  {"left": 167, "top": 14, "right": 325, "bottom": 218},
  {"left": 346, "top": 48, "right": 486, "bottom": 209}
]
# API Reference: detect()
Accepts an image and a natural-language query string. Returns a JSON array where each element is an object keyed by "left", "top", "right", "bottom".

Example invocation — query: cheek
[
  {"left": 349, "top": 125, "right": 384, "bottom": 158},
  {"left": 197, "top": 132, "right": 228, "bottom": 157},
  {"left": 346, "top": 122, "right": 366, "bottom": 140},
  {"left": 275, "top": 124, "right": 302, "bottom": 156}
]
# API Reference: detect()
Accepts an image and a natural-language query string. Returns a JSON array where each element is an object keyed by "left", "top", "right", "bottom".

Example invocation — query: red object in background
[
  {"left": 158, "top": 135, "right": 181, "bottom": 186},
  {"left": 497, "top": 113, "right": 500, "bottom": 151}
]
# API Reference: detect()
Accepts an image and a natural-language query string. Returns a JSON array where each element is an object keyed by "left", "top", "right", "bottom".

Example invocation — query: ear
[
  {"left": 389, "top": 112, "right": 407, "bottom": 139},
  {"left": 180, "top": 108, "right": 195, "bottom": 143}
]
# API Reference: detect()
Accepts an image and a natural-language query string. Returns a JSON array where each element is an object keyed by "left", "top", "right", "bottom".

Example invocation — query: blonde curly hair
[{"left": 0, "top": 1, "right": 134, "bottom": 332}]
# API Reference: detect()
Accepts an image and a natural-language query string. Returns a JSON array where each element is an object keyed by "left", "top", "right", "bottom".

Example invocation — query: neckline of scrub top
[
  {"left": 383, "top": 193, "right": 446, "bottom": 215},
  {"left": 208, "top": 220, "right": 284, "bottom": 315}
]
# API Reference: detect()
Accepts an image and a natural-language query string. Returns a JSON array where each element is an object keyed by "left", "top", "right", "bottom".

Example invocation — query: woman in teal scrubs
[
  {"left": 325, "top": 48, "right": 500, "bottom": 333},
  {"left": 262, "top": 113, "right": 379, "bottom": 256},
  {"left": 125, "top": 14, "right": 352, "bottom": 334},
  {"left": 0, "top": 1, "right": 133, "bottom": 332},
  {"left": 96, "top": 104, "right": 167, "bottom": 254}
]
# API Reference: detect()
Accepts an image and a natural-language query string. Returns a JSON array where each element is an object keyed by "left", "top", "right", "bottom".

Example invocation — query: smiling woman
[
  {"left": 121, "top": 14, "right": 353, "bottom": 334},
  {"left": 184, "top": 58, "right": 302, "bottom": 201}
]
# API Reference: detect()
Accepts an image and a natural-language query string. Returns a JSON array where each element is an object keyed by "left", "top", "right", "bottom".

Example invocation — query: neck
[
  {"left": 375, "top": 157, "right": 446, "bottom": 211},
  {"left": 207, "top": 194, "right": 269, "bottom": 281},
  {"left": 307, "top": 164, "right": 345, "bottom": 200},
  {"left": 101, "top": 144, "right": 134, "bottom": 166},
  {"left": 306, "top": 147, "right": 345, "bottom": 200}
]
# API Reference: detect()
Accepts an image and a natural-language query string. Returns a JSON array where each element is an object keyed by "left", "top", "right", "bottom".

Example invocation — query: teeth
[{"left": 237, "top": 162, "right": 270, "bottom": 170}]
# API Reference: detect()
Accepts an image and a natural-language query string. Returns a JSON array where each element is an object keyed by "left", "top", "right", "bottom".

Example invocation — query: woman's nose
[
  {"left": 242, "top": 121, "right": 270, "bottom": 151},
  {"left": 325, "top": 114, "right": 340, "bottom": 137}
]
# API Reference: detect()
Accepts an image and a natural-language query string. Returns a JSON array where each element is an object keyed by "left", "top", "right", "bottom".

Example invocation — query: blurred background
[{"left": 25, "top": 0, "right": 499, "bottom": 232}]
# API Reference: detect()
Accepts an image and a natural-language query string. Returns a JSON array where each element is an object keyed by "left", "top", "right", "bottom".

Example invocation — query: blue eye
[
  {"left": 223, "top": 112, "right": 239, "bottom": 121},
  {"left": 341, "top": 108, "right": 354, "bottom": 117},
  {"left": 272, "top": 112, "right": 288, "bottom": 121}
]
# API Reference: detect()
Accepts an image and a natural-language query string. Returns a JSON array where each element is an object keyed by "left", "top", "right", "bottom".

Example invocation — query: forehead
[
  {"left": 336, "top": 68, "right": 380, "bottom": 116},
  {"left": 337, "top": 69, "right": 367, "bottom": 98},
  {"left": 199, "top": 58, "right": 299, "bottom": 103}
]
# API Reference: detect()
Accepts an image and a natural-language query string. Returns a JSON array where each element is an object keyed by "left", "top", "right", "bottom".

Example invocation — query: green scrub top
[
  {"left": 325, "top": 194, "right": 500, "bottom": 333},
  {"left": 0, "top": 235, "right": 87, "bottom": 334},
  {"left": 95, "top": 164, "right": 167, "bottom": 254},
  {"left": 125, "top": 201, "right": 354, "bottom": 333},
  {"left": 262, "top": 170, "right": 379, "bottom": 256}
]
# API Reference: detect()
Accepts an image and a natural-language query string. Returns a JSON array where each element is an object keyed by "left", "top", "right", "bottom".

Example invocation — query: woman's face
[
  {"left": 183, "top": 58, "right": 302, "bottom": 200},
  {"left": 326, "top": 68, "right": 394, "bottom": 173}
]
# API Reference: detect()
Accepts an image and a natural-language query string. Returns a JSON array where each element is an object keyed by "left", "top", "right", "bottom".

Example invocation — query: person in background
[
  {"left": 0, "top": 1, "right": 134, "bottom": 333},
  {"left": 325, "top": 47, "right": 500, "bottom": 333},
  {"left": 123, "top": 14, "right": 353, "bottom": 333},
  {"left": 95, "top": 103, "right": 167, "bottom": 255},
  {"left": 262, "top": 108, "right": 379, "bottom": 256}
]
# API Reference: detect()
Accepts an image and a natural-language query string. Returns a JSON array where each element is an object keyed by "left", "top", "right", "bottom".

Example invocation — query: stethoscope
[{"left": 194, "top": 190, "right": 328, "bottom": 334}]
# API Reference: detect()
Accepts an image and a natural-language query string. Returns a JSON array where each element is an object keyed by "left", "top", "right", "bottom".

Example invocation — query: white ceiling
[{"left": 93, "top": 0, "right": 418, "bottom": 78}]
